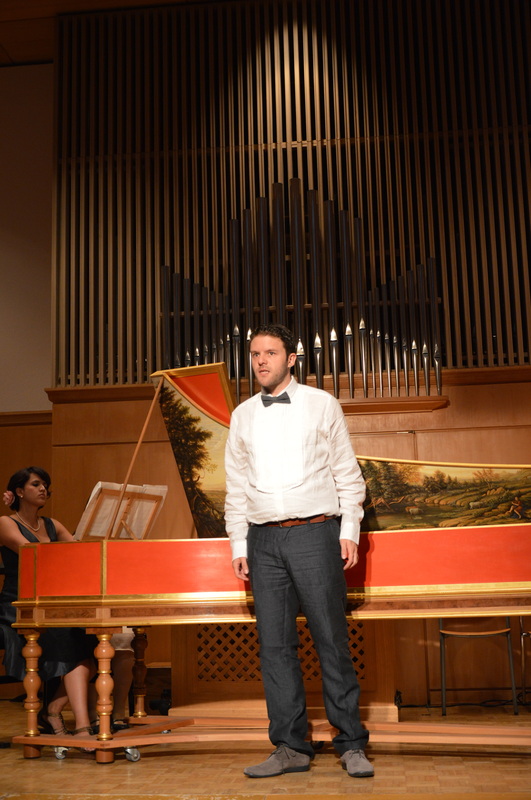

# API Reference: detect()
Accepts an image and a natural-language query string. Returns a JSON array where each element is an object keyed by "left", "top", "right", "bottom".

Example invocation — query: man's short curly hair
[{"left": 249, "top": 324, "right": 297, "bottom": 356}]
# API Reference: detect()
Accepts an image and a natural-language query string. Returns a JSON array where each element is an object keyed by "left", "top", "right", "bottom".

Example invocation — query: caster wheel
[
  {"left": 124, "top": 747, "right": 140, "bottom": 762},
  {"left": 54, "top": 746, "right": 69, "bottom": 760}
]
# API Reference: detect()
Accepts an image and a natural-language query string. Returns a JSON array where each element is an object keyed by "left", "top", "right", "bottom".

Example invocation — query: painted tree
[
  {"left": 361, "top": 459, "right": 419, "bottom": 506},
  {"left": 159, "top": 384, "right": 226, "bottom": 537}
]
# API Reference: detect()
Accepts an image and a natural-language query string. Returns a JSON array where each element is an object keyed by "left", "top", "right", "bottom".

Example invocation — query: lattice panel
[{"left": 196, "top": 621, "right": 366, "bottom": 683}]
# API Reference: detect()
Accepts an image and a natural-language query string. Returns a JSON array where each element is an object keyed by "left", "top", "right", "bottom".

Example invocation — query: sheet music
[{"left": 74, "top": 481, "right": 168, "bottom": 540}]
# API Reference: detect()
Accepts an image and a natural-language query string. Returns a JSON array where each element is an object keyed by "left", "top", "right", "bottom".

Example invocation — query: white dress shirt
[{"left": 224, "top": 378, "right": 366, "bottom": 560}]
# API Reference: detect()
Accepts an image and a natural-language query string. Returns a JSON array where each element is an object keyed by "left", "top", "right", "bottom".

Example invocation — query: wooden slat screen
[{"left": 52, "top": 0, "right": 530, "bottom": 386}]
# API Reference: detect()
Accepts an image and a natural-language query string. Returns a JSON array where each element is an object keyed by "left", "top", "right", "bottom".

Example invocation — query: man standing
[{"left": 224, "top": 323, "right": 372, "bottom": 779}]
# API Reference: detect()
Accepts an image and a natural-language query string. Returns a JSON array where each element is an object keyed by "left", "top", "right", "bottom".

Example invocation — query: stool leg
[
  {"left": 521, "top": 621, "right": 528, "bottom": 704},
  {"left": 505, "top": 618, "right": 518, "bottom": 715},
  {"left": 440, "top": 628, "right": 447, "bottom": 716}
]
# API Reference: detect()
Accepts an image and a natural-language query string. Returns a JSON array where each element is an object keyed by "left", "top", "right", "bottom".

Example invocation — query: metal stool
[
  {"left": 520, "top": 616, "right": 531, "bottom": 704},
  {"left": 439, "top": 617, "right": 518, "bottom": 715}
]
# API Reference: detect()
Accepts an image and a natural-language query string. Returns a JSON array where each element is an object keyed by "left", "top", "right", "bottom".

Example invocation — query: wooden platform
[
  {"left": 3, "top": 703, "right": 531, "bottom": 799},
  {"left": 12, "top": 712, "right": 531, "bottom": 764}
]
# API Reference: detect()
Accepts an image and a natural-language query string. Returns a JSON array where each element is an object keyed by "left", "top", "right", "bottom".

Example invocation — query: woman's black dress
[{"left": 0, "top": 517, "right": 96, "bottom": 681}]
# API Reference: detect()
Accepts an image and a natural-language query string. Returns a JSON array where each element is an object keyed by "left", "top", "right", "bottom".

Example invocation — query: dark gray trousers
[{"left": 247, "top": 519, "right": 369, "bottom": 756}]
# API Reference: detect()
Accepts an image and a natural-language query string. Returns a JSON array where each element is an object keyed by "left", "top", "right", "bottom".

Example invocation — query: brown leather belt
[{"left": 255, "top": 514, "right": 334, "bottom": 528}]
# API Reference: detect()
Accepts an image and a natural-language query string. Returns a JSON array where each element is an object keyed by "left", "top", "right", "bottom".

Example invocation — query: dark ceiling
[{"left": 0, "top": 1, "right": 206, "bottom": 66}]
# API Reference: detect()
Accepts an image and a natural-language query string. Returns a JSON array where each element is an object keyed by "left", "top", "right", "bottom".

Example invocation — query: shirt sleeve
[
  {"left": 327, "top": 398, "right": 366, "bottom": 543},
  {"left": 224, "top": 410, "right": 250, "bottom": 560}
]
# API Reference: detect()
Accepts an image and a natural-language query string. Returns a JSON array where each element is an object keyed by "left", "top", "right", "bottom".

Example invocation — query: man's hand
[
  {"left": 232, "top": 556, "right": 249, "bottom": 581},
  {"left": 339, "top": 538, "right": 359, "bottom": 570}
]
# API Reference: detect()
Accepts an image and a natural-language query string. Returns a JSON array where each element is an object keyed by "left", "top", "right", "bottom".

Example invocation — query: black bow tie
[{"left": 261, "top": 391, "right": 291, "bottom": 406}]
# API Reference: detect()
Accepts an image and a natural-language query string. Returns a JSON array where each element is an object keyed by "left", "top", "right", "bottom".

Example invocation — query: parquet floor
[{"left": 1, "top": 694, "right": 530, "bottom": 800}]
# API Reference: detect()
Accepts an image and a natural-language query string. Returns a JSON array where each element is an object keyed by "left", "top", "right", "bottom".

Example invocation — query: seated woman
[{"left": 1, "top": 466, "right": 97, "bottom": 747}]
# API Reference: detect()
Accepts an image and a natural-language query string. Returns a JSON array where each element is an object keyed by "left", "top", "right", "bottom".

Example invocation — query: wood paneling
[
  {"left": 0, "top": 413, "right": 52, "bottom": 515},
  {"left": 48, "top": 391, "right": 194, "bottom": 538},
  {"left": 349, "top": 381, "right": 531, "bottom": 465}
]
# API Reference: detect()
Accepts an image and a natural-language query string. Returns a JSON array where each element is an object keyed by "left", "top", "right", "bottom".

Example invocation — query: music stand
[{"left": 74, "top": 482, "right": 168, "bottom": 541}]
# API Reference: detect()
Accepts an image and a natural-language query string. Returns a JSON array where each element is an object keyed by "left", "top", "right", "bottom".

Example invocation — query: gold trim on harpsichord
[
  {"left": 15, "top": 596, "right": 531, "bottom": 625},
  {"left": 359, "top": 454, "right": 531, "bottom": 471},
  {"left": 348, "top": 581, "right": 531, "bottom": 598},
  {"left": 101, "top": 537, "right": 106, "bottom": 591},
  {"left": 14, "top": 582, "right": 531, "bottom": 608},
  {"left": 31, "top": 544, "right": 37, "bottom": 599},
  {"left": 15, "top": 590, "right": 252, "bottom": 606}
]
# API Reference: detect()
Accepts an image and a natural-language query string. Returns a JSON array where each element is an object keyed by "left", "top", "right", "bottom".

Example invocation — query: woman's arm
[{"left": 50, "top": 518, "right": 75, "bottom": 542}]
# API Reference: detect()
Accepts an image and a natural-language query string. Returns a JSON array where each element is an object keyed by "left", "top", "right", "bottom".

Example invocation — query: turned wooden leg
[
  {"left": 132, "top": 627, "right": 148, "bottom": 718},
  {"left": 20, "top": 629, "right": 42, "bottom": 758},
  {"left": 94, "top": 633, "right": 115, "bottom": 742}
]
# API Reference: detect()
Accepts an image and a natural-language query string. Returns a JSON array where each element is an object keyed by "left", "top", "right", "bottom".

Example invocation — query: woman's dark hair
[
  {"left": 249, "top": 323, "right": 297, "bottom": 356},
  {"left": 6, "top": 467, "right": 51, "bottom": 511}
]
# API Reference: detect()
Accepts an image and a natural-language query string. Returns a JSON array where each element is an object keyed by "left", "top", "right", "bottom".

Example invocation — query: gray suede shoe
[
  {"left": 244, "top": 744, "right": 311, "bottom": 778},
  {"left": 340, "top": 749, "right": 374, "bottom": 777}
]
